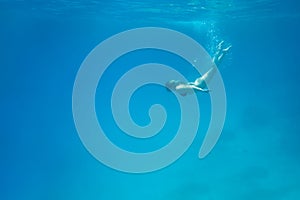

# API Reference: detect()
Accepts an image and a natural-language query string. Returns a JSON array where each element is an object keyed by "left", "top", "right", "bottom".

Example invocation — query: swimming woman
[{"left": 165, "top": 41, "right": 231, "bottom": 96}]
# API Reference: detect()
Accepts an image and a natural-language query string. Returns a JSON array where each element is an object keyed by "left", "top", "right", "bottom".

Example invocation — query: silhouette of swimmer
[{"left": 165, "top": 41, "right": 231, "bottom": 96}]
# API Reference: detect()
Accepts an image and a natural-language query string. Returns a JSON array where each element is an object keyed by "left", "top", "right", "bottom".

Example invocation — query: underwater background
[{"left": 1, "top": 0, "right": 300, "bottom": 199}]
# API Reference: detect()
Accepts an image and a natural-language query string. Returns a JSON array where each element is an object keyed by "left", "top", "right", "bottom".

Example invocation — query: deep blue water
[{"left": 1, "top": 0, "right": 300, "bottom": 199}]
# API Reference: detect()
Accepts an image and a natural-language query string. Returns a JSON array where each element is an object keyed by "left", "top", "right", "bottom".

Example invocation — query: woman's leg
[
  {"left": 213, "top": 41, "right": 232, "bottom": 65},
  {"left": 193, "top": 42, "right": 231, "bottom": 87}
]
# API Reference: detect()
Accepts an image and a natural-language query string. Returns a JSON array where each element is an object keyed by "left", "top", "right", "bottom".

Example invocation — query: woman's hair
[{"left": 165, "top": 80, "right": 180, "bottom": 91}]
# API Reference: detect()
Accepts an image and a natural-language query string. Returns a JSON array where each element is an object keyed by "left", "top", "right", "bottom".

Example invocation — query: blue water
[{"left": 1, "top": 0, "right": 300, "bottom": 199}]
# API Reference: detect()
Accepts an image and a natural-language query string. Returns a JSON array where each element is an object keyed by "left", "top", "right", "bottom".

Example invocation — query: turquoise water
[{"left": 1, "top": 0, "right": 300, "bottom": 199}]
